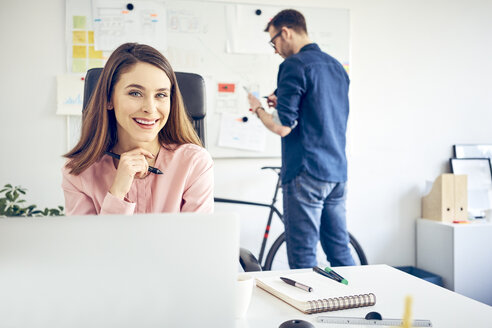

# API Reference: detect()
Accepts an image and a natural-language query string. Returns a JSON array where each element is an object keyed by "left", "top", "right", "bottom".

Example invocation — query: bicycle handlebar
[
  {"left": 214, "top": 197, "right": 271, "bottom": 208},
  {"left": 261, "top": 166, "right": 281, "bottom": 174}
]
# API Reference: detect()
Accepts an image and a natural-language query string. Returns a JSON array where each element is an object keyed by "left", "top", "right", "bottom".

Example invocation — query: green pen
[{"left": 324, "top": 267, "right": 349, "bottom": 285}]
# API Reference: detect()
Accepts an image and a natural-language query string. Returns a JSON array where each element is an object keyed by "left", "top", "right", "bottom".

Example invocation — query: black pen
[
  {"left": 280, "top": 277, "right": 313, "bottom": 292},
  {"left": 105, "top": 151, "right": 163, "bottom": 175},
  {"left": 313, "top": 266, "right": 345, "bottom": 285}
]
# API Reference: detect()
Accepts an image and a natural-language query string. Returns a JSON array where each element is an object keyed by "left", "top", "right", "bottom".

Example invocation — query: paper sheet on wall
[
  {"left": 92, "top": 0, "right": 167, "bottom": 51},
  {"left": 56, "top": 74, "right": 85, "bottom": 115},
  {"left": 215, "top": 82, "right": 243, "bottom": 114},
  {"left": 167, "top": 8, "right": 204, "bottom": 33},
  {"left": 218, "top": 113, "right": 266, "bottom": 152},
  {"left": 66, "top": 0, "right": 106, "bottom": 73},
  {"left": 225, "top": 4, "right": 276, "bottom": 54}
]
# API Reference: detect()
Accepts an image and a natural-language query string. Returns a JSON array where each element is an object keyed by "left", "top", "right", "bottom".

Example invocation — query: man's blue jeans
[{"left": 282, "top": 170, "right": 355, "bottom": 269}]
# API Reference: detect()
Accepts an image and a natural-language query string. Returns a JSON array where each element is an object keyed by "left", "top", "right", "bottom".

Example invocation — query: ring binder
[
  {"left": 256, "top": 273, "right": 376, "bottom": 314},
  {"left": 304, "top": 294, "right": 376, "bottom": 313}
]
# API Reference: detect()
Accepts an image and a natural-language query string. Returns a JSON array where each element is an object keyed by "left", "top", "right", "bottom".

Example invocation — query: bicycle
[{"left": 214, "top": 166, "right": 368, "bottom": 271}]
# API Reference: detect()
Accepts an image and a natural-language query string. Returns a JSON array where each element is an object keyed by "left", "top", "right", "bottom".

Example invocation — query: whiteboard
[
  {"left": 164, "top": 1, "right": 349, "bottom": 158},
  {"left": 66, "top": 0, "right": 350, "bottom": 158}
]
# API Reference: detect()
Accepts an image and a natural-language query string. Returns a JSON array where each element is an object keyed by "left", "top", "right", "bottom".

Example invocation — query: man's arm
[
  {"left": 248, "top": 93, "right": 292, "bottom": 137},
  {"left": 254, "top": 106, "right": 292, "bottom": 137}
]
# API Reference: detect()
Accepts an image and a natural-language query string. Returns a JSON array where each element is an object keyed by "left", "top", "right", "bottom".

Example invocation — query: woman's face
[{"left": 110, "top": 62, "right": 171, "bottom": 148}]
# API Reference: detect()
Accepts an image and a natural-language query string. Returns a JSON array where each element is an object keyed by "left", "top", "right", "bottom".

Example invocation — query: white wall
[{"left": 1, "top": 0, "right": 491, "bottom": 267}]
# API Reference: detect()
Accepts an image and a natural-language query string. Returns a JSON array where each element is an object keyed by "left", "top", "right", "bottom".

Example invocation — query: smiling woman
[{"left": 62, "top": 43, "right": 213, "bottom": 215}]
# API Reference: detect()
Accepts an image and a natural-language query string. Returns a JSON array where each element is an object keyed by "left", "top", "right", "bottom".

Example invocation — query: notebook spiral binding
[{"left": 307, "top": 293, "right": 376, "bottom": 314}]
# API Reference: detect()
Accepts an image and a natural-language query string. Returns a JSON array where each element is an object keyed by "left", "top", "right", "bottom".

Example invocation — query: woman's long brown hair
[{"left": 64, "top": 43, "right": 202, "bottom": 175}]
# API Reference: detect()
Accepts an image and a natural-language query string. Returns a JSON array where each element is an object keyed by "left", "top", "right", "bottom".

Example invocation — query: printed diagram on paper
[
  {"left": 91, "top": 0, "right": 167, "bottom": 51},
  {"left": 168, "top": 8, "right": 204, "bottom": 33},
  {"left": 215, "top": 82, "right": 241, "bottom": 114},
  {"left": 218, "top": 113, "right": 266, "bottom": 152},
  {"left": 56, "top": 74, "right": 85, "bottom": 115}
]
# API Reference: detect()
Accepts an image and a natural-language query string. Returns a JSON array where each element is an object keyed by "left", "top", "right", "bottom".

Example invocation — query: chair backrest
[{"left": 82, "top": 67, "right": 207, "bottom": 146}]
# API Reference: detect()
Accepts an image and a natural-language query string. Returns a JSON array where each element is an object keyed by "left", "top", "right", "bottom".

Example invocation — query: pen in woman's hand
[{"left": 105, "top": 151, "right": 163, "bottom": 175}]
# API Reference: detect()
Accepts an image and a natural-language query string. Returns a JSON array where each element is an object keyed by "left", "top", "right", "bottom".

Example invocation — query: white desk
[
  {"left": 238, "top": 265, "right": 492, "bottom": 328},
  {"left": 417, "top": 218, "right": 492, "bottom": 305}
]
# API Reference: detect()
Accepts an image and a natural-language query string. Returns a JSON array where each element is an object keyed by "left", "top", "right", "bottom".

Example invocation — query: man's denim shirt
[{"left": 275, "top": 43, "right": 350, "bottom": 184}]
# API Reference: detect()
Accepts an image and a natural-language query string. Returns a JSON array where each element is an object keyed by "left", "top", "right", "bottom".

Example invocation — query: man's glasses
[{"left": 268, "top": 29, "right": 283, "bottom": 49}]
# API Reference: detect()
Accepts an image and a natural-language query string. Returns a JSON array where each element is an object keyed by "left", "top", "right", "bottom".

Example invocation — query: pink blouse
[{"left": 62, "top": 144, "right": 214, "bottom": 215}]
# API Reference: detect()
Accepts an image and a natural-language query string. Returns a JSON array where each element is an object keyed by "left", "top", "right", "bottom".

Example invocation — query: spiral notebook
[{"left": 256, "top": 272, "right": 376, "bottom": 314}]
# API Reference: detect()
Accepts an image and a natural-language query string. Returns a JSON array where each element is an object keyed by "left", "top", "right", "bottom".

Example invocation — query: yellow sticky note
[
  {"left": 72, "top": 31, "right": 87, "bottom": 44},
  {"left": 72, "top": 59, "right": 87, "bottom": 73},
  {"left": 73, "top": 45, "right": 87, "bottom": 58},
  {"left": 89, "top": 46, "right": 103, "bottom": 59},
  {"left": 73, "top": 16, "right": 86, "bottom": 29},
  {"left": 88, "top": 59, "right": 103, "bottom": 69},
  {"left": 88, "top": 31, "right": 94, "bottom": 44}
]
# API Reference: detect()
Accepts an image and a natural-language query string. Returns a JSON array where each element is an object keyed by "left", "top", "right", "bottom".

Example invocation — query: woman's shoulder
[
  {"left": 62, "top": 156, "right": 113, "bottom": 180},
  {"left": 157, "top": 144, "right": 213, "bottom": 172},
  {"left": 168, "top": 143, "right": 212, "bottom": 161}
]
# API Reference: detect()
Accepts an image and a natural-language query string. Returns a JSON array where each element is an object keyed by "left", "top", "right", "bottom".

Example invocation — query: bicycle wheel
[
  {"left": 348, "top": 232, "right": 368, "bottom": 265},
  {"left": 263, "top": 233, "right": 286, "bottom": 271},
  {"left": 263, "top": 232, "right": 368, "bottom": 270}
]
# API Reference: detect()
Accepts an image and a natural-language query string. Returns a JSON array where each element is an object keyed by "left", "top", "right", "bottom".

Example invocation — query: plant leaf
[{"left": 0, "top": 184, "right": 64, "bottom": 217}]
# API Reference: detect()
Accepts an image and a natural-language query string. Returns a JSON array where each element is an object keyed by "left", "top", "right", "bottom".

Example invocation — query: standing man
[{"left": 247, "top": 9, "right": 354, "bottom": 269}]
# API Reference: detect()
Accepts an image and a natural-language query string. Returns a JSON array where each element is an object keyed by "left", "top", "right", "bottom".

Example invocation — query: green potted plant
[{"left": 0, "top": 184, "right": 64, "bottom": 217}]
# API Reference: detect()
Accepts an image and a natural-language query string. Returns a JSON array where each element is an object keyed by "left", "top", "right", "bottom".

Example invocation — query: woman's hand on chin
[{"left": 109, "top": 148, "right": 155, "bottom": 199}]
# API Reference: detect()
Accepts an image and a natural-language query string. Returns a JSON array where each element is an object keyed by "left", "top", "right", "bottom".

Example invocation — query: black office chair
[
  {"left": 82, "top": 67, "right": 261, "bottom": 272},
  {"left": 83, "top": 68, "right": 207, "bottom": 147}
]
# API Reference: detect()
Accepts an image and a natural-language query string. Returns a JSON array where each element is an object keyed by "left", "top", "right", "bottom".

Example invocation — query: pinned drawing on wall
[
  {"left": 91, "top": 0, "right": 167, "bottom": 51},
  {"left": 215, "top": 82, "right": 241, "bottom": 114},
  {"left": 218, "top": 112, "right": 266, "bottom": 152},
  {"left": 71, "top": 19, "right": 104, "bottom": 72},
  {"left": 56, "top": 74, "right": 85, "bottom": 116},
  {"left": 303, "top": 7, "right": 350, "bottom": 68},
  {"left": 167, "top": 8, "right": 204, "bottom": 33},
  {"left": 67, "top": 0, "right": 106, "bottom": 73},
  {"left": 225, "top": 4, "right": 277, "bottom": 54}
]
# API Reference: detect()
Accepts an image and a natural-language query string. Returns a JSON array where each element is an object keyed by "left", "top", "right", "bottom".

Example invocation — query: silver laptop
[{"left": 0, "top": 212, "right": 239, "bottom": 328}]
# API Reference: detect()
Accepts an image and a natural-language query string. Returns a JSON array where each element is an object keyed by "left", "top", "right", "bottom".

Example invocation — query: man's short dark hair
[{"left": 264, "top": 9, "right": 307, "bottom": 34}]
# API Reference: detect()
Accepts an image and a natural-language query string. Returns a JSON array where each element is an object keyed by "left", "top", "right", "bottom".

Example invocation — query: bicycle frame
[
  {"left": 214, "top": 166, "right": 368, "bottom": 270},
  {"left": 214, "top": 166, "right": 283, "bottom": 268}
]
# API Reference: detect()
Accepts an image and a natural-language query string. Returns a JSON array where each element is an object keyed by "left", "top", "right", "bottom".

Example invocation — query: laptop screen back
[{"left": 0, "top": 213, "right": 239, "bottom": 328}]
